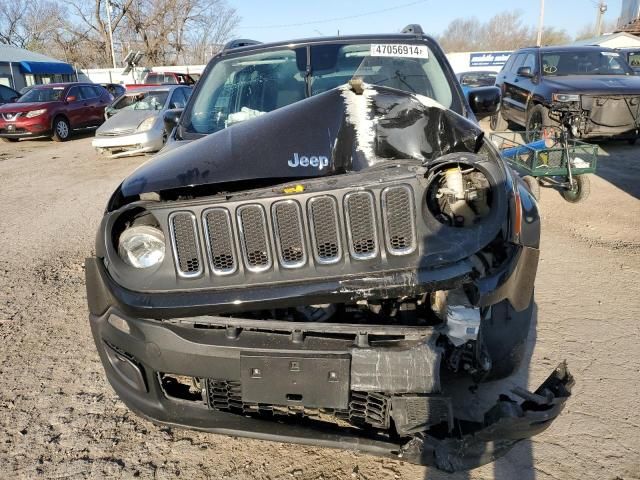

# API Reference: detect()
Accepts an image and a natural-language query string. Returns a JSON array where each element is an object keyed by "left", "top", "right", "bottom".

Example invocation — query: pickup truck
[{"left": 86, "top": 26, "right": 572, "bottom": 472}]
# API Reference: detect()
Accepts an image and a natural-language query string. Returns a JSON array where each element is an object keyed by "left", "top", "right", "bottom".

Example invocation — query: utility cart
[{"left": 490, "top": 105, "right": 599, "bottom": 203}]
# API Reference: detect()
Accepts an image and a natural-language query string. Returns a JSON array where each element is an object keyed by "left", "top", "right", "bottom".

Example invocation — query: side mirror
[
  {"left": 105, "top": 106, "right": 116, "bottom": 118},
  {"left": 467, "top": 86, "right": 501, "bottom": 120},
  {"left": 9, "top": 96, "right": 18, "bottom": 103},
  {"left": 66, "top": 95, "right": 77, "bottom": 103},
  {"left": 163, "top": 108, "right": 183, "bottom": 133},
  {"left": 517, "top": 66, "right": 534, "bottom": 78}
]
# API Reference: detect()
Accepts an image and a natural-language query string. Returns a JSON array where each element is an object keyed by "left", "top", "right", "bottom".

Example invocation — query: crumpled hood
[
  {"left": 97, "top": 110, "right": 158, "bottom": 135},
  {"left": 119, "top": 84, "right": 483, "bottom": 199},
  {"left": 543, "top": 75, "right": 640, "bottom": 94}
]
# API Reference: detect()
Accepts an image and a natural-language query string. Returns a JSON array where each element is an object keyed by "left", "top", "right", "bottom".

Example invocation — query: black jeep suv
[
  {"left": 86, "top": 27, "right": 572, "bottom": 472},
  {"left": 492, "top": 45, "right": 640, "bottom": 142}
]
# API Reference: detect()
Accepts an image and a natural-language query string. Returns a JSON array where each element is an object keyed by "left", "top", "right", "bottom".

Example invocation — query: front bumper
[
  {"left": 89, "top": 305, "right": 572, "bottom": 471},
  {"left": 92, "top": 130, "right": 164, "bottom": 157},
  {"left": 0, "top": 117, "right": 51, "bottom": 138},
  {"left": 85, "top": 240, "right": 572, "bottom": 472}
]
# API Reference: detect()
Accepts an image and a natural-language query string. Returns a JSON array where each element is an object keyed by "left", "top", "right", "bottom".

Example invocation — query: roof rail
[
  {"left": 401, "top": 24, "right": 424, "bottom": 35},
  {"left": 223, "top": 39, "right": 262, "bottom": 51}
]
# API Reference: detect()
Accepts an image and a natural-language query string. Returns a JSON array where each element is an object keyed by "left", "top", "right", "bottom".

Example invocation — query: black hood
[
  {"left": 118, "top": 84, "right": 483, "bottom": 200},
  {"left": 543, "top": 75, "right": 640, "bottom": 94}
]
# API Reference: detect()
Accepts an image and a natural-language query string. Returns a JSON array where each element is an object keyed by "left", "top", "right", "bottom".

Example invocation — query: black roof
[
  {"left": 517, "top": 45, "right": 619, "bottom": 53},
  {"left": 219, "top": 31, "right": 434, "bottom": 57}
]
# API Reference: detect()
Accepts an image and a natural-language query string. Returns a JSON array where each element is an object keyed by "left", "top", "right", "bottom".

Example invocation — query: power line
[{"left": 239, "top": 0, "right": 429, "bottom": 29}]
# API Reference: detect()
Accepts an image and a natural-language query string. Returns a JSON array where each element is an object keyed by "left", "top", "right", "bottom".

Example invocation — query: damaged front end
[
  {"left": 560, "top": 94, "right": 640, "bottom": 139},
  {"left": 86, "top": 81, "right": 571, "bottom": 471}
]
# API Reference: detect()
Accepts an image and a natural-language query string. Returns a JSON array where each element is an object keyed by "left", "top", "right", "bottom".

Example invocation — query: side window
[
  {"left": 511, "top": 54, "right": 527, "bottom": 73},
  {"left": 501, "top": 55, "right": 515, "bottom": 73},
  {"left": 182, "top": 87, "right": 192, "bottom": 101},
  {"left": 67, "top": 86, "right": 81, "bottom": 101},
  {"left": 91, "top": 86, "right": 104, "bottom": 97},
  {"left": 169, "top": 89, "right": 186, "bottom": 108},
  {"left": 147, "top": 74, "right": 160, "bottom": 83},
  {"left": 80, "top": 86, "right": 96, "bottom": 99},
  {"left": 522, "top": 53, "right": 537, "bottom": 72}
]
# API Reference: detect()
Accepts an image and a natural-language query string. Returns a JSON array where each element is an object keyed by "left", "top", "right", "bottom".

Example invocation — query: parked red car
[{"left": 0, "top": 83, "right": 112, "bottom": 142}]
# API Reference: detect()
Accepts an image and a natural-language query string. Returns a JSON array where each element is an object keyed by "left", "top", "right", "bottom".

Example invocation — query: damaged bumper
[
  {"left": 576, "top": 95, "right": 640, "bottom": 139},
  {"left": 85, "top": 245, "right": 570, "bottom": 471}
]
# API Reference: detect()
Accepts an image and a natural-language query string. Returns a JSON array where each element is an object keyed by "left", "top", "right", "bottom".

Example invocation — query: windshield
[
  {"left": 542, "top": 51, "right": 632, "bottom": 76},
  {"left": 18, "top": 87, "right": 66, "bottom": 103},
  {"left": 185, "top": 42, "right": 458, "bottom": 136},
  {"left": 113, "top": 91, "right": 169, "bottom": 111}
]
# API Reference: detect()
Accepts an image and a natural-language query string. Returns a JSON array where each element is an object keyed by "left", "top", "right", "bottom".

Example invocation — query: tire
[
  {"left": 560, "top": 174, "right": 590, "bottom": 203},
  {"left": 51, "top": 116, "right": 70, "bottom": 142},
  {"left": 628, "top": 138, "right": 637, "bottom": 146},
  {"left": 525, "top": 104, "right": 550, "bottom": 143},
  {"left": 522, "top": 175, "right": 540, "bottom": 200},
  {"left": 489, "top": 110, "right": 508, "bottom": 131},
  {"left": 478, "top": 299, "right": 533, "bottom": 381},
  {"left": 1, "top": 137, "right": 18, "bottom": 143}
]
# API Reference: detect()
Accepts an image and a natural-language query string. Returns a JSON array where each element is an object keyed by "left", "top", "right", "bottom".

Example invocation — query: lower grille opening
[{"left": 159, "top": 373, "right": 204, "bottom": 403}]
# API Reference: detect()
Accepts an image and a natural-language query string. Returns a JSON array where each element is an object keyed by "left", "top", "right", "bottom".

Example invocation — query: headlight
[
  {"left": 552, "top": 93, "right": 580, "bottom": 103},
  {"left": 26, "top": 109, "right": 47, "bottom": 118},
  {"left": 137, "top": 116, "right": 156, "bottom": 132},
  {"left": 118, "top": 225, "right": 165, "bottom": 268}
]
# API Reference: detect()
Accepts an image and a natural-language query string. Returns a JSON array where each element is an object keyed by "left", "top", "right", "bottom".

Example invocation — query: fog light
[{"left": 108, "top": 314, "right": 131, "bottom": 334}]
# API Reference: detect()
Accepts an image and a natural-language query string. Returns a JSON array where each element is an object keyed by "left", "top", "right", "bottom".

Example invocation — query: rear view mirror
[
  {"left": 467, "top": 86, "right": 501, "bottom": 120},
  {"left": 517, "top": 66, "right": 534, "bottom": 78},
  {"left": 163, "top": 108, "right": 183, "bottom": 133}
]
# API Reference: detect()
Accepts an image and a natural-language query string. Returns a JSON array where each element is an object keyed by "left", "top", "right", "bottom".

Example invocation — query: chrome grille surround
[
  {"left": 202, "top": 207, "right": 237, "bottom": 275},
  {"left": 237, "top": 204, "right": 272, "bottom": 273},
  {"left": 272, "top": 200, "right": 307, "bottom": 268},
  {"left": 344, "top": 191, "right": 379, "bottom": 260},
  {"left": 169, "top": 211, "right": 203, "bottom": 278},
  {"left": 307, "top": 196, "right": 342, "bottom": 265},
  {"left": 381, "top": 185, "right": 417, "bottom": 256}
]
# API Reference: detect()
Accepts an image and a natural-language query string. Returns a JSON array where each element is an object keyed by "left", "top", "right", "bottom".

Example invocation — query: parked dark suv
[
  {"left": 86, "top": 27, "right": 572, "bottom": 472},
  {"left": 0, "top": 83, "right": 112, "bottom": 142},
  {"left": 492, "top": 46, "right": 640, "bottom": 142}
]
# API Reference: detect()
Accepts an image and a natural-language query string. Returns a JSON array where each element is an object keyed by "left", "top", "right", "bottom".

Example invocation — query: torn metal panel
[{"left": 350, "top": 334, "right": 441, "bottom": 393}]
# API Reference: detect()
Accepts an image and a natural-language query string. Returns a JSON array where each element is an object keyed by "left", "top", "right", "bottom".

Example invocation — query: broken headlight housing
[
  {"left": 118, "top": 225, "right": 165, "bottom": 268},
  {"left": 552, "top": 93, "right": 580, "bottom": 103}
]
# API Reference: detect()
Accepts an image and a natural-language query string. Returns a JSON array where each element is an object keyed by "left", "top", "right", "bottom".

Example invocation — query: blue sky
[{"left": 230, "top": 0, "right": 623, "bottom": 43}]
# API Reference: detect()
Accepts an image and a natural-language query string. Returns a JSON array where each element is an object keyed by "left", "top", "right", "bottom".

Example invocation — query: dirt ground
[{"left": 0, "top": 131, "right": 639, "bottom": 480}]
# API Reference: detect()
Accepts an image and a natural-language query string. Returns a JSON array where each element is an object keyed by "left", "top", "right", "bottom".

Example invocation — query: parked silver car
[{"left": 92, "top": 85, "right": 191, "bottom": 157}]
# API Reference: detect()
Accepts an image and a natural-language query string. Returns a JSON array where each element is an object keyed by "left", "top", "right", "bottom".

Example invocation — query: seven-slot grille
[{"left": 168, "top": 186, "right": 416, "bottom": 277}]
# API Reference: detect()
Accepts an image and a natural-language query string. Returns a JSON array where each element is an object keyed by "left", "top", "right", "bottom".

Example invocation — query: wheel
[
  {"left": 525, "top": 104, "right": 550, "bottom": 143},
  {"left": 1, "top": 137, "right": 18, "bottom": 143},
  {"left": 478, "top": 298, "right": 533, "bottom": 381},
  {"left": 489, "top": 110, "right": 508, "bottom": 131},
  {"left": 560, "top": 175, "right": 590, "bottom": 203},
  {"left": 628, "top": 138, "right": 637, "bottom": 146},
  {"left": 51, "top": 116, "right": 70, "bottom": 142},
  {"left": 522, "top": 175, "right": 540, "bottom": 200}
]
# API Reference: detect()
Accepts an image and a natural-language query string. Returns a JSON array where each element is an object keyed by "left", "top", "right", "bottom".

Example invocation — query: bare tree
[
  {"left": 574, "top": 19, "right": 619, "bottom": 41},
  {"left": 0, "top": 0, "right": 65, "bottom": 51},
  {"left": 436, "top": 10, "right": 570, "bottom": 52}
]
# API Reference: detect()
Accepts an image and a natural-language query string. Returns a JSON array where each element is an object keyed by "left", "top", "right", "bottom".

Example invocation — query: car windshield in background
[
  {"left": 542, "top": 51, "right": 632, "bottom": 76},
  {"left": 114, "top": 91, "right": 169, "bottom": 111},
  {"left": 186, "top": 42, "right": 457, "bottom": 135},
  {"left": 459, "top": 71, "right": 497, "bottom": 87},
  {"left": 627, "top": 52, "right": 640, "bottom": 71},
  {"left": 18, "top": 87, "right": 66, "bottom": 103}
]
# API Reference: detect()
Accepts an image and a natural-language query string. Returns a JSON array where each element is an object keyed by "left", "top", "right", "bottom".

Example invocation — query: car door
[
  {"left": 509, "top": 53, "right": 538, "bottom": 125},
  {"left": 499, "top": 53, "right": 525, "bottom": 122},
  {"left": 78, "top": 85, "right": 102, "bottom": 125},
  {"left": 64, "top": 86, "right": 87, "bottom": 128},
  {"left": 91, "top": 86, "right": 110, "bottom": 124}
]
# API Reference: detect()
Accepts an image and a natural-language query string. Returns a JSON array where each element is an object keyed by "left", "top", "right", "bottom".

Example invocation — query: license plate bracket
[{"left": 240, "top": 352, "right": 350, "bottom": 409}]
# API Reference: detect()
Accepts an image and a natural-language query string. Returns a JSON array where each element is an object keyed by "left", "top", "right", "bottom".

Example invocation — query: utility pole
[
  {"left": 105, "top": 0, "right": 117, "bottom": 69},
  {"left": 595, "top": 1, "right": 608, "bottom": 36},
  {"left": 536, "top": 0, "right": 545, "bottom": 46}
]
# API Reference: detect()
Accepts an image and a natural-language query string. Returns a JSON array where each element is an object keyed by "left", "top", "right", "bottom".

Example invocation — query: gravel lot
[{"left": 0, "top": 131, "right": 639, "bottom": 480}]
